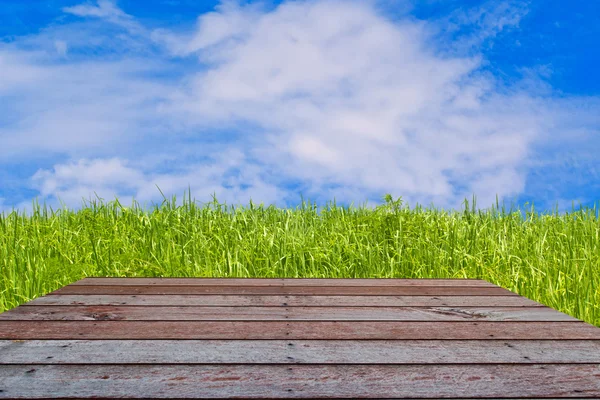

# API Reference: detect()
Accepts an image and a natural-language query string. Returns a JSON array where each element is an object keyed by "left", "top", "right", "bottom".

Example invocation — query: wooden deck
[{"left": 1, "top": 277, "right": 599, "bottom": 399}]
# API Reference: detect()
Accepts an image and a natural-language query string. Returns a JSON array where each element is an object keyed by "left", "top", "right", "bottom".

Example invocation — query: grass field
[{"left": 1, "top": 188, "right": 598, "bottom": 328}]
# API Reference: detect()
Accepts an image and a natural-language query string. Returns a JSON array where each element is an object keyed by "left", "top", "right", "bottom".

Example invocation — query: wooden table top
[{"left": 1, "top": 277, "right": 599, "bottom": 399}]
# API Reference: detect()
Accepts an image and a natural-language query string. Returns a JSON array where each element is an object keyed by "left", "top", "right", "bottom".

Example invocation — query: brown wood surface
[
  {"left": 0, "top": 305, "right": 578, "bottom": 321},
  {"left": 2, "top": 339, "right": 600, "bottom": 364},
  {"left": 1, "top": 277, "right": 599, "bottom": 399},
  {"left": 69, "top": 277, "right": 499, "bottom": 286},
  {"left": 26, "top": 294, "right": 545, "bottom": 307},
  {"left": 49, "top": 285, "right": 518, "bottom": 296},
  {"left": 1, "top": 364, "right": 599, "bottom": 398},
  {"left": 1, "top": 321, "right": 599, "bottom": 339}
]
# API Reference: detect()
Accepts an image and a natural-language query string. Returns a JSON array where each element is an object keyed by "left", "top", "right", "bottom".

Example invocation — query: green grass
[{"left": 1, "top": 187, "right": 598, "bottom": 328}]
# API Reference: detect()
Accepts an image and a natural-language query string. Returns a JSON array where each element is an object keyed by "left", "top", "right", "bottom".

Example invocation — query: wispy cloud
[
  {"left": 62, "top": 0, "right": 144, "bottom": 35},
  {"left": 1, "top": 0, "right": 598, "bottom": 217},
  {"left": 415, "top": 0, "right": 531, "bottom": 60}
]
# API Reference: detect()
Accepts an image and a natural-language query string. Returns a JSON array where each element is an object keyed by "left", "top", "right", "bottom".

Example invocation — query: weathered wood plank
[
  {"left": 0, "top": 306, "right": 577, "bottom": 322},
  {"left": 49, "top": 285, "right": 517, "bottom": 296},
  {"left": 71, "top": 277, "right": 499, "bottom": 287},
  {"left": 1, "top": 321, "right": 599, "bottom": 340},
  {"left": 25, "top": 294, "right": 545, "bottom": 307},
  {"left": 1, "top": 364, "right": 599, "bottom": 398},
  {"left": 2, "top": 339, "right": 600, "bottom": 364}
]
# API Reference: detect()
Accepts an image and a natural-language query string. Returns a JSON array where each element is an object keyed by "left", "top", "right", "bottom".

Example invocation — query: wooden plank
[
  {"left": 25, "top": 294, "right": 546, "bottom": 307},
  {"left": 0, "top": 306, "right": 578, "bottom": 322},
  {"left": 71, "top": 277, "right": 499, "bottom": 287},
  {"left": 2, "top": 339, "right": 600, "bottom": 364},
  {"left": 1, "top": 321, "right": 599, "bottom": 340},
  {"left": 49, "top": 285, "right": 517, "bottom": 296},
  {"left": 1, "top": 364, "right": 599, "bottom": 398}
]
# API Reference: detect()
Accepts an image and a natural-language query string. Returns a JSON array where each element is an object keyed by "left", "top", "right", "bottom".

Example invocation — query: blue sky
[{"left": 1, "top": 0, "right": 599, "bottom": 220}]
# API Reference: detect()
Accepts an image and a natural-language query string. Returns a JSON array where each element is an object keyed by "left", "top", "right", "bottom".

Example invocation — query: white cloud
[
  {"left": 154, "top": 0, "right": 555, "bottom": 212},
  {"left": 23, "top": 147, "right": 287, "bottom": 215},
  {"left": 31, "top": 158, "right": 144, "bottom": 196},
  {"left": 63, "top": 0, "right": 146, "bottom": 38},
  {"left": 0, "top": 50, "right": 174, "bottom": 162},
  {"left": 436, "top": 0, "right": 530, "bottom": 53},
  {"left": 54, "top": 40, "right": 68, "bottom": 57},
  {"left": 1, "top": 0, "right": 599, "bottom": 218},
  {"left": 63, "top": 0, "right": 135, "bottom": 26},
  {"left": 63, "top": 0, "right": 128, "bottom": 19},
  {"left": 152, "top": 0, "right": 267, "bottom": 58}
]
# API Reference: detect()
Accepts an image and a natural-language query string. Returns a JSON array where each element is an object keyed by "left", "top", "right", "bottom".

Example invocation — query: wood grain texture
[
  {"left": 70, "top": 277, "right": 499, "bottom": 286},
  {"left": 1, "top": 321, "right": 599, "bottom": 339},
  {"left": 2, "top": 339, "right": 600, "bottom": 364},
  {"left": 0, "top": 305, "right": 578, "bottom": 321},
  {"left": 1, "top": 277, "right": 599, "bottom": 399},
  {"left": 49, "top": 285, "right": 518, "bottom": 296},
  {"left": 1, "top": 364, "right": 600, "bottom": 398},
  {"left": 26, "top": 294, "right": 545, "bottom": 307}
]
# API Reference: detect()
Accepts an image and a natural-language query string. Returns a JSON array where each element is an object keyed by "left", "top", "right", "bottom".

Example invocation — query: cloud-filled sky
[{"left": 1, "top": 0, "right": 599, "bottom": 219}]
